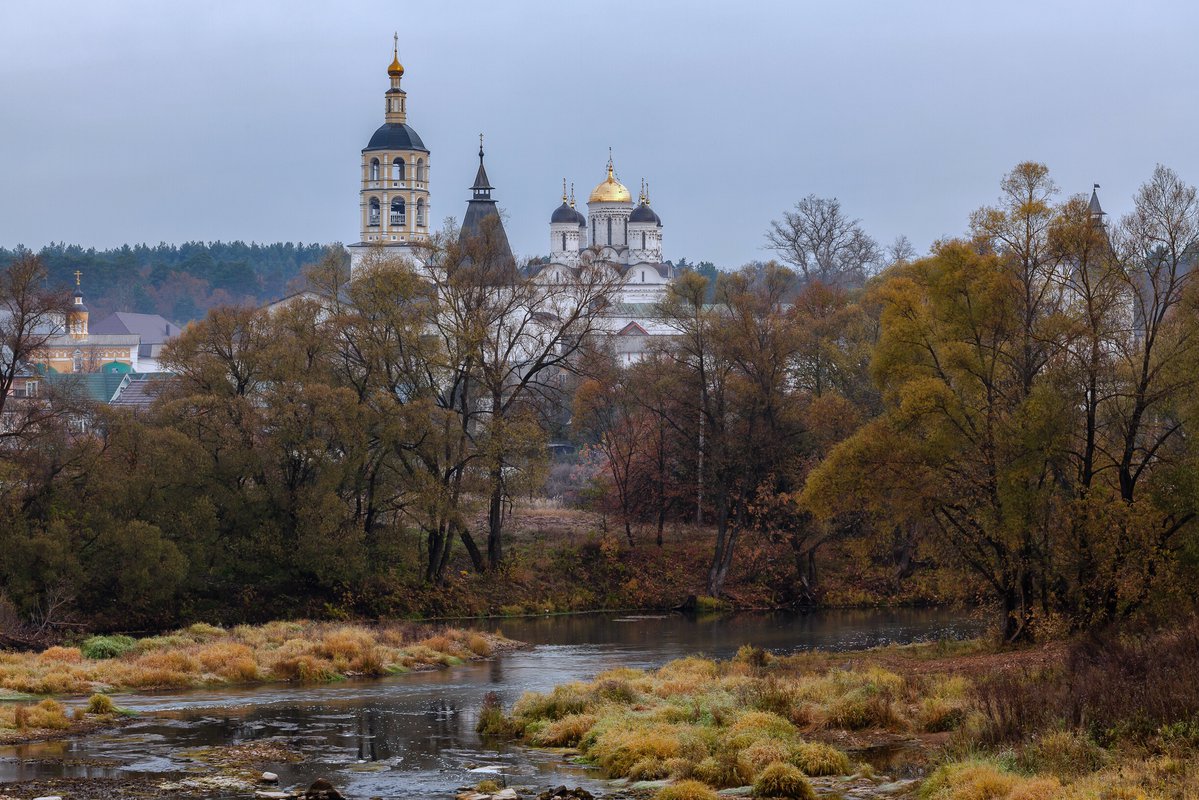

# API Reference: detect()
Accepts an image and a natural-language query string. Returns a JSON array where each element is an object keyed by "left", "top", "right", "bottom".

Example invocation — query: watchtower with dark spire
[{"left": 458, "top": 135, "right": 514, "bottom": 267}]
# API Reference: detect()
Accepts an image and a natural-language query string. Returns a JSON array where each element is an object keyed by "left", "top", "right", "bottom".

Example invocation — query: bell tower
[{"left": 348, "top": 35, "right": 432, "bottom": 276}]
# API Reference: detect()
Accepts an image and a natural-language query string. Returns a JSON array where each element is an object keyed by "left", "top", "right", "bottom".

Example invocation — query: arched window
[
  {"left": 416, "top": 158, "right": 425, "bottom": 182},
  {"left": 561, "top": 232, "right": 567, "bottom": 251},
  {"left": 390, "top": 197, "right": 405, "bottom": 226},
  {"left": 641, "top": 231, "right": 646, "bottom": 249},
  {"left": 416, "top": 198, "right": 426, "bottom": 226},
  {"left": 606, "top": 218, "right": 612, "bottom": 246},
  {"left": 73, "top": 349, "right": 83, "bottom": 373},
  {"left": 392, "top": 158, "right": 405, "bottom": 181},
  {"left": 370, "top": 158, "right": 380, "bottom": 181},
  {"left": 368, "top": 197, "right": 380, "bottom": 226}
]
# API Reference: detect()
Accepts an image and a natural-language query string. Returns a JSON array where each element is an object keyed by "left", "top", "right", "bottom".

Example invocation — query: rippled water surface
[{"left": 0, "top": 608, "right": 982, "bottom": 798}]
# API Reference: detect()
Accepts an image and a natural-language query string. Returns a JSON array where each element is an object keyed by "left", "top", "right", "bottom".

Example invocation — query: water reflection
[{"left": 0, "top": 609, "right": 982, "bottom": 798}]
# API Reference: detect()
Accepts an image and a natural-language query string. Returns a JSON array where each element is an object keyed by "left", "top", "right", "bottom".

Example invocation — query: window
[
  {"left": 392, "top": 158, "right": 405, "bottom": 181},
  {"left": 641, "top": 270, "right": 646, "bottom": 282},
  {"left": 561, "top": 232, "right": 567, "bottom": 251},
  {"left": 73, "top": 349, "right": 83, "bottom": 373},
  {"left": 25, "top": 381, "right": 37, "bottom": 398},
  {"left": 606, "top": 218, "right": 612, "bottom": 245},
  {"left": 416, "top": 198, "right": 425, "bottom": 226},
  {"left": 416, "top": 158, "right": 425, "bottom": 182},
  {"left": 368, "top": 198, "right": 381, "bottom": 226},
  {"left": 370, "top": 158, "right": 380, "bottom": 181},
  {"left": 390, "top": 197, "right": 405, "bottom": 226},
  {"left": 641, "top": 231, "right": 646, "bottom": 249}
]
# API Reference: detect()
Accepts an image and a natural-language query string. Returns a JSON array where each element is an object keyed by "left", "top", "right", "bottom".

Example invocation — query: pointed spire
[
  {"left": 1088, "top": 183, "right": 1104, "bottom": 217},
  {"left": 471, "top": 134, "right": 493, "bottom": 198},
  {"left": 563, "top": 178, "right": 568, "bottom": 203},
  {"left": 569, "top": 183, "right": 576, "bottom": 208},
  {"left": 645, "top": 182, "right": 651, "bottom": 205}
]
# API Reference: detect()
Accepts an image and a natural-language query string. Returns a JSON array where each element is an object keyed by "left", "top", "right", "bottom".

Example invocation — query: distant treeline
[{"left": 0, "top": 242, "right": 341, "bottom": 323}]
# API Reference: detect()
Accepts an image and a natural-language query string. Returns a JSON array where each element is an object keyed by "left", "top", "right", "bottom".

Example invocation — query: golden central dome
[
  {"left": 388, "top": 55, "right": 404, "bottom": 77},
  {"left": 588, "top": 162, "right": 631, "bottom": 204}
]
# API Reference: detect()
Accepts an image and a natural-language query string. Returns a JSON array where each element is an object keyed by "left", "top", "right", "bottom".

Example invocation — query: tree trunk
[
  {"left": 706, "top": 491, "right": 734, "bottom": 596},
  {"left": 487, "top": 466, "right": 504, "bottom": 569},
  {"left": 458, "top": 525, "right": 486, "bottom": 574}
]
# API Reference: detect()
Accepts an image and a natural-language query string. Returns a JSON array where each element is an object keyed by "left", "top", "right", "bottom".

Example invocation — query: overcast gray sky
[{"left": 2, "top": 0, "right": 1197, "bottom": 267}]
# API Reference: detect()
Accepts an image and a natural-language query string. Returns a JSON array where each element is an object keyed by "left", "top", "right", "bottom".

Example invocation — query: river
[{"left": 0, "top": 608, "right": 981, "bottom": 798}]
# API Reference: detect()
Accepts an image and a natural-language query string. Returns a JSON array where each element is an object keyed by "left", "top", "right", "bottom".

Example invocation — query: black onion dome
[
  {"left": 551, "top": 202, "right": 577, "bottom": 223},
  {"left": 364, "top": 123, "right": 429, "bottom": 153},
  {"left": 575, "top": 208, "right": 587, "bottom": 226},
  {"left": 629, "top": 203, "right": 661, "bottom": 225}
]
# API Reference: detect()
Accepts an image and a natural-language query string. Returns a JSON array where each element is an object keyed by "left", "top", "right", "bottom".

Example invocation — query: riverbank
[
  {"left": 0, "top": 620, "right": 516, "bottom": 699},
  {"left": 359, "top": 507, "right": 980, "bottom": 621},
  {"left": 487, "top": 621, "right": 1199, "bottom": 799}
]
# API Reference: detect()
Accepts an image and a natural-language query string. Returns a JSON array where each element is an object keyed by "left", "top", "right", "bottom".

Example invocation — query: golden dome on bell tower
[{"left": 588, "top": 152, "right": 631, "bottom": 204}]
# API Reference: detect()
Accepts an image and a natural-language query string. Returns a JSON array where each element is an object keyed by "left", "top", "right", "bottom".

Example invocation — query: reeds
[{"left": 0, "top": 621, "right": 512, "bottom": 695}]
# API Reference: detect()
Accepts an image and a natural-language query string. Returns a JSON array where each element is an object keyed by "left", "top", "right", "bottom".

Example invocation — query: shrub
[
  {"left": 37, "top": 646, "right": 82, "bottom": 664},
  {"left": 919, "top": 761, "right": 1016, "bottom": 799},
  {"left": 653, "top": 779, "right": 719, "bottom": 800},
  {"left": 81, "top": 635, "right": 137, "bottom": 660},
  {"left": 270, "top": 654, "right": 337, "bottom": 682},
  {"left": 593, "top": 677, "right": 638, "bottom": 704},
  {"left": 476, "top": 779, "right": 501, "bottom": 794},
  {"left": 741, "top": 739, "right": 796, "bottom": 772},
  {"left": 727, "top": 710, "right": 799, "bottom": 748},
  {"left": 1023, "top": 729, "right": 1106, "bottom": 778},
  {"left": 586, "top": 722, "right": 684, "bottom": 776},
  {"left": 467, "top": 634, "right": 494, "bottom": 657},
  {"left": 825, "top": 689, "right": 901, "bottom": 730},
  {"left": 512, "top": 685, "right": 590, "bottom": 723},
  {"left": 532, "top": 713, "right": 596, "bottom": 747},
  {"left": 14, "top": 668, "right": 91, "bottom": 695},
  {"left": 628, "top": 756, "right": 670, "bottom": 781},
  {"left": 477, "top": 691, "right": 515, "bottom": 738},
  {"left": 791, "top": 742, "right": 850, "bottom": 776},
  {"left": 692, "top": 753, "right": 754, "bottom": 789},
  {"left": 24, "top": 699, "right": 71, "bottom": 730},
  {"left": 663, "top": 757, "right": 696, "bottom": 778},
  {"left": 919, "top": 697, "right": 968, "bottom": 733},
  {"left": 85, "top": 693, "right": 116, "bottom": 715},
  {"left": 185, "top": 622, "right": 225, "bottom": 640},
  {"left": 752, "top": 762, "right": 814, "bottom": 800}
]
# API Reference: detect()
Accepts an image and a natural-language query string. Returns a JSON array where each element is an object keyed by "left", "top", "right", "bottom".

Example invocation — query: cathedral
[{"left": 346, "top": 42, "right": 676, "bottom": 360}]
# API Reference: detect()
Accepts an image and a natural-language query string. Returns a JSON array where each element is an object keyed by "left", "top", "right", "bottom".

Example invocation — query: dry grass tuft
[
  {"left": 752, "top": 762, "right": 814, "bottom": 800},
  {"left": 791, "top": 741, "right": 851, "bottom": 776},
  {"left": 654, "top": 779, "right": 720, "bottom": 800},
  {"left": 84, "top": 693, "right": 116, "bottom": 715}
]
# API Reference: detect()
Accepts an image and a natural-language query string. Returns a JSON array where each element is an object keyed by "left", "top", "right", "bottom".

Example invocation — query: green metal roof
[{"left": 44, "top": 372, "right": 128, "bottom": 404}]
